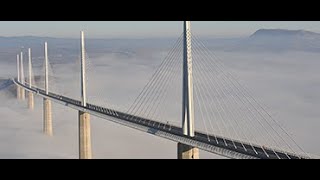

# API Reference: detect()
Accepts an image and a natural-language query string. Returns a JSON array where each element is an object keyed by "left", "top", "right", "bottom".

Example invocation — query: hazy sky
[
  {"left": 0, "top": 21, "right": 320, "bottom": 38},
  {"left": 1, "top": 26, "right": 320, "bottom": 158}
]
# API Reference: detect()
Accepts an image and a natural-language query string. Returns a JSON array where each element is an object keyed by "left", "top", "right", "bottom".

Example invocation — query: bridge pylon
[
  {"left": 79, "top": 31, "right": 92, "bottom": 159},
  {"left": 16, "top": 54, "right": 21, "bottom": 100},
  {"left": 28, "top": 48, "right": 34, "bottom": 110},
  {"left": 178, "top": 21, "right": 199, "bottom": 159},
  {"left": 43, "top": 42, "right": 53, "bottom": 136},
  {"left": 20, "top": 51, "right": 25, "bottom": 100}
]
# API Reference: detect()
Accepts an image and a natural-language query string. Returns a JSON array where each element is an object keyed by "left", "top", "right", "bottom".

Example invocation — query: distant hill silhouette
[
  {"left": 1, "top": 29, "right": 320, "bottom": 63},
  {"left": 227, "top": 29, "right": 320, "bottom": 52},
  {"left": 250, "top": 29, "right": 320, "bottom": 37}
]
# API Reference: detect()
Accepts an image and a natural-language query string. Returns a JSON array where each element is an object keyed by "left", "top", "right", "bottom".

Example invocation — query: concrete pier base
[
  {"left": 17, "top": 86, "right": 21, "bottom": 99},
  {"left": 21, "top": 88, "right": 25, "bottom": 100},
  {"left": 79, "top": 111, "right": 92, "bottom": 159},
  {"left": 28, "top": 92, "right": 34, "bottom": 110},
  {"left": 177, "top": 143, "right": 199, "bottom": 159},
  {"left": 43, "top": 98, "right": 52, "bottom": 136}
]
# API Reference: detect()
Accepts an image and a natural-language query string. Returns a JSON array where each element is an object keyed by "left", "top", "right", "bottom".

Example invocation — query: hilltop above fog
[{"left": 223, "top": 29, "right": 320, "bottom": 52}]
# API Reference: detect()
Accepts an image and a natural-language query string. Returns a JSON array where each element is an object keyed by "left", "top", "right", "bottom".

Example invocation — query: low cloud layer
[
  {"left": 0, "top": 46, "right": 221, "bottom": 159},
  {"left": 1, "top": 37, "right": 320, "bottom": 158}
]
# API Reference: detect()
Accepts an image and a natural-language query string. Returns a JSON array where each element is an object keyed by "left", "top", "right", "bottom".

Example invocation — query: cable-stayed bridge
[{"left": 12, "top": 21, "right": 313, "bottom": 159}]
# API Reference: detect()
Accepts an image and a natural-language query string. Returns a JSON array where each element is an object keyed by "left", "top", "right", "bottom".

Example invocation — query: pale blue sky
[{"left": 0, "top": 21, "right": 319, "bottom": 38}]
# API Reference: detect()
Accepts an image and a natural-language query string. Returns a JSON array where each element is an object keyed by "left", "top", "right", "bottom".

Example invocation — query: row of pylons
[
  {"left": 15, "top": 33, "right": 90, "bottom": 159},
  {"left": 15, "top": 21, "right": 198, "bottom": 159},
  {"left": 16, "top": 45, "right": 52, "bottom": 136}
]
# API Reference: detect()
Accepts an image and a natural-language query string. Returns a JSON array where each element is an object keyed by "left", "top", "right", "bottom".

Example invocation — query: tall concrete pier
[
  {"left": 79, "top": 31, "right": 92, "bottom": 159},
  {"left": 28, "top": 48, "right": 34, "bottom": 110},
  {"left": 43, "top": 42, "right": 52, "bottom": 136},
  {"left": 20, "top": 52, "right": 25, "bottom": 100},
  {"left": 16, "top": 54, "right": 21, "bottom": 99},
  {"left": 178, "top": 21, "right": 199, "bottom": 159}
]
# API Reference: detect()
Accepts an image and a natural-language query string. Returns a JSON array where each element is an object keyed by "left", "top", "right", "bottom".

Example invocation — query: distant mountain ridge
[
  {"left": 226, "top": 29, "right": 320, "bottom": 52},
  {"left": 250, "top": 29, "right": 320, "bottom": 38},
  {"left": 1, "top": 28, "right": 320, "bottom": 63}
]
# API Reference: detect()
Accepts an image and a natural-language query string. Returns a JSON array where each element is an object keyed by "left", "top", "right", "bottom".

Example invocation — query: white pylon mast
[
  {"left": 182, "top": 21, "right": 195, "bottom": 137},
  {"left": 44, "top": 42, "right": 49, "bottom": 95},
  {"left": 20, "top": 51, "right": 25, "bottom": 85},
  {"left": 80, "top": 31, "right": 87, "bottom": 107},
  {"left": 17, "top": 54, "right": 20, "bottom": 82},
  {"left": 28, "top": 48, "right": 32, "bottom": 88}
]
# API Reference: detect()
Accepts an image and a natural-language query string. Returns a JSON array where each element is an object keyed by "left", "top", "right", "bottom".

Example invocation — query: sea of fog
[{"left": 0, "top": 43, "right": 320, "bottom": 158}]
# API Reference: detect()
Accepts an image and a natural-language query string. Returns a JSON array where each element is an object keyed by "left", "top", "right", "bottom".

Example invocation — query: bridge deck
[{"left": 14, "top": 79, "right": 308, "bottom": 159}]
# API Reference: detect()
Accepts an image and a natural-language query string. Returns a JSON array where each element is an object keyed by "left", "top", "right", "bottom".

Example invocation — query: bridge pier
[
  {"left": 78, "top": 31, "right": 92, "bottom": 159},
  {"left": 28, "top": 92, "right": 34, "bottom": 110},
  {"left": 16, "top": 83, "right": 21, "bottom": 100},
  {"left": 20, "top": 52, "right": 25, "bottom": 101},
  {"left": 16, "top": 54, "right": 21, "bottom": 100},
  {"left": 178, "top": 143, "right": 199, "bottom": 159},
  {"left": 178, "top": 21, "right": 199, "bottom": 159},
  {"left": 16, "top": 86, "right": 21, "bottom": 100},
  {"left": 43, "top": 98, "right": 52, "bottom": 136},
  {"left": 20, "top": 87, "right": 25, "bottom": 100},
  {"left": 79, "top": 111, "right": 92, "bottom": 159},
  {"left": 43, "top": 43, "right": 53, "bottom": 136},
  {"left": 28, "top": 48, "right": 34, "bottom": 110}
]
